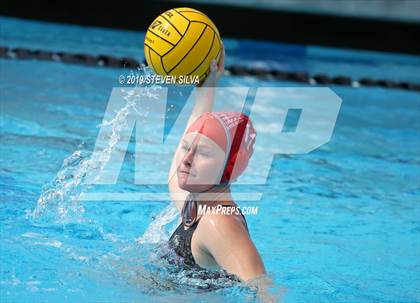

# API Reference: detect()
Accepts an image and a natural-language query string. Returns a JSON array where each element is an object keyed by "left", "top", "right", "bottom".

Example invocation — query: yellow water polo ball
[{"left": 144, "top": 7, "right": 222, "bottom": 83}]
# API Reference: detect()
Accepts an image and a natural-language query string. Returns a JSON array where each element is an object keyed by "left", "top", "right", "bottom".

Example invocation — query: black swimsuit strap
[{"left": 168, "top": 219, "right": 200, "bottom": 267}]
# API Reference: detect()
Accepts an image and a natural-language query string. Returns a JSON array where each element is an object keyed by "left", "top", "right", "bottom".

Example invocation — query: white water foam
[{"left": 136, "top": 203, "right": 180, "bottom": 244}]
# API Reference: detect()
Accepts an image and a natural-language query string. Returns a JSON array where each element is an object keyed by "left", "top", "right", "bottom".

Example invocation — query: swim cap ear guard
[
  {"left": 220, "top": 120, "right": 256, "bottom": 184},
  {"left": 220, "top": 148, "right": 251, "bottom": 184}
]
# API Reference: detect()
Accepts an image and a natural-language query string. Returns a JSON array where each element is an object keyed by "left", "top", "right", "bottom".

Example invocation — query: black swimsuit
[{"left": 165, "top": 204, "right": 248, "bottom": 285}]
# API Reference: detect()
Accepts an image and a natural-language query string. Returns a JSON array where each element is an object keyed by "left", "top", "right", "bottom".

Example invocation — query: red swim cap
[{"left": 185, "top": 112, "right": 257, "bottom": 184}]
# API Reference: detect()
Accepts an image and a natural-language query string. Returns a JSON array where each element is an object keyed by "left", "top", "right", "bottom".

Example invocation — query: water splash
[
  {"left": 136, "top": 204, "right": 180, "bottom": 244},
  {"left": 32, "top": 66, "right": 161, "bottom": 224},
  {"left": 31, "top": 148, "right": 91, "bottom": 223}
]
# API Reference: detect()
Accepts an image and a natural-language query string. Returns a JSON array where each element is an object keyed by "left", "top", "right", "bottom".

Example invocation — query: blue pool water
[{"left": 1, "top": 17, "right": 420, "bottom": 302}]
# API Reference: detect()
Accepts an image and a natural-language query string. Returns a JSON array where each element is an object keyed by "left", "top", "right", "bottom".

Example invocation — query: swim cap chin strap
[
  {"left": 181, "top": 185, "right": 230, "bottom": 228},
  {"left": 181, "top": 193, "right": 198, "bottom": 228}
]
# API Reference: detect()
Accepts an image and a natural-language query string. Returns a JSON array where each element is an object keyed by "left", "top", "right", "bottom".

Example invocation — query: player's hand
[{"left": 199, "top": 42, "right": 225, "bottom": 87}]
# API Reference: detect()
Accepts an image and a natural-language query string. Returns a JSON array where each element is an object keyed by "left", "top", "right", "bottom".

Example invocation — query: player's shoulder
[{"left": 198, "top": 204, "right": 247, "bottom": 235}]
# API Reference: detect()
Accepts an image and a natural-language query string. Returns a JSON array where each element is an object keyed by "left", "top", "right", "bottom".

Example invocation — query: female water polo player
[{"left": 165, "top": 44, "right": 276, "bottom": 300}]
